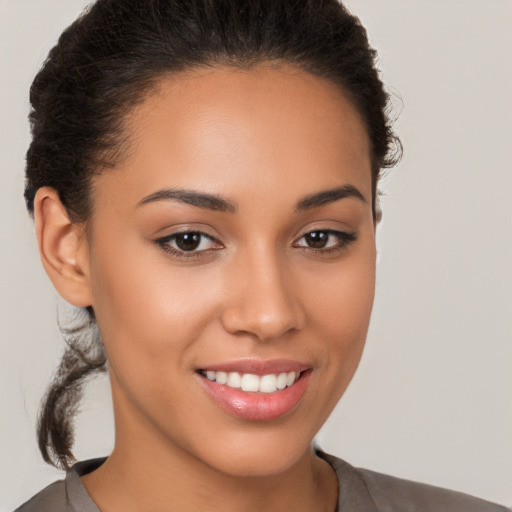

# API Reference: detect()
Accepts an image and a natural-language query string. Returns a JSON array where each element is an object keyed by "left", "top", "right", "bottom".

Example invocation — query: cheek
[
  {"left": 88, "top": 236, "right": 220, "bottom": 377},
  {"left": 305, "top": 242, "right": 376, "bottom": 375},
  {"left": 89, "top": 223, "right": 375, "bottom": 389},
  {"left": 310, "top": 246, "right": 375, "bottom": 331}
]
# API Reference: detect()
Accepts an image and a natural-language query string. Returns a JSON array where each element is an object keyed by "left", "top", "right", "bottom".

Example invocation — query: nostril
[
  {"left": 219, "top": 297, "right": 304, "bottom": 341},
  {"left": 219, "top": 260, "right": 306, "bottom": 340}
]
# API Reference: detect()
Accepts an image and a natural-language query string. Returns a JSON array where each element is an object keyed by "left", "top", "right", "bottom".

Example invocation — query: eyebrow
[
  {"left": 295, "top": 184, "right": 367, "bottom": 211},
  {"left": 138, "top": 188, "right": 236, "bottom": 213},
  {"left": 137, "top": 184, "right": 367, "bottom": 213}
]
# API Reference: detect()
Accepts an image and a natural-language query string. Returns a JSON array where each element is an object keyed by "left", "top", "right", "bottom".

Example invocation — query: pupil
[
  {"left": 176, "top": 233, "right": 201, "bottom": 251},
  {"left": 306, "top": 231, "right": 328, "bottom": 248}
]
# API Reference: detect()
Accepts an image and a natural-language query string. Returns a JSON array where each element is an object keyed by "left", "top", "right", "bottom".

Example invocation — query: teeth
[
  {"left": 227, "top": 372, "right": 241, "bottom": 388},
  {"left": 202, "top": 370, "right": 301, "bottom": 392},
  {"left": 216, "top": 371, "right": 227, "bottom": 384},
  {"left": 259, "top": 374, "right": 277, "bottom": 393},
  {"left": 240, "top": 373, "right": 259, "bottom": 392},
  {"left": 276, "top": 372, "right": 287, "bottom": 390}
]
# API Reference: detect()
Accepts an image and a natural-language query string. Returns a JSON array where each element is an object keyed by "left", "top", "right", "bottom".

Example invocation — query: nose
[{"left": 220, "top": 246, "right": 305, "bottom": 342}]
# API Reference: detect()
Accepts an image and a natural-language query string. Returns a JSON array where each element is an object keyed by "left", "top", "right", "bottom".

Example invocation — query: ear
[
  {"left": 34, "top": 187, "right": 93, "bottom": 307},
  {"left": 373, "top": 192, "right": 383, "bottom": 230}
]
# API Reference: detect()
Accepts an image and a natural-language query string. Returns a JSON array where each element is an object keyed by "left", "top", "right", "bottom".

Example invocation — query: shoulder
[
  {"left": 14, "top": 479, "right": 70, "bottom": 512},
  {"left": 357, "top": 466, "right": 510, "bottom": 512},
  {"left": 318, "top": 451, "right": 510, "bottom": 512},
  {"left": 13, "top": 458, "right": 106, "bottom": 512}
]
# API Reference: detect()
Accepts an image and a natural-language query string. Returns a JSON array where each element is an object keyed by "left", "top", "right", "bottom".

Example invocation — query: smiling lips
[
  {"left": 197, "top": 360, "right": 312, "bottom": 421},
  {"left": 201, "top": 369, "right": 300, "bottom": 393}
]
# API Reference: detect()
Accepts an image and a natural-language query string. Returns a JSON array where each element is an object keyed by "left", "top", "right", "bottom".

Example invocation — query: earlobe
[{"left": 34, "top": 187, "right": 93, "bottom": 307}]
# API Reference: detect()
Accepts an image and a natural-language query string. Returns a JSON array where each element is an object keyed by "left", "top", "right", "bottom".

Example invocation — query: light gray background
[{"left": 1, "top": 1, "right": 511, "bottom": 510}]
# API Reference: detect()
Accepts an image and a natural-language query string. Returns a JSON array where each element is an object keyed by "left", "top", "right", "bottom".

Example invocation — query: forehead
[{"left": 94, "top": 64, "right": 372, "bottom": 210}]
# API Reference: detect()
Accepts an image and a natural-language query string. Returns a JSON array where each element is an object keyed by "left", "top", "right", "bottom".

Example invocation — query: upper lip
[{"left": 198, "top": 359, "right": 311, "bottom": 375}]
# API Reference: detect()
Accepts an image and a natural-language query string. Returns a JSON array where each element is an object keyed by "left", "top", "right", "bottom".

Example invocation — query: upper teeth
[{"left": 203, "top": 370, "right": 299, "bottom": 393}]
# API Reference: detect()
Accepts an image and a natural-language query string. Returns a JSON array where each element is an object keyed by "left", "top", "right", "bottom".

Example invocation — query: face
[{"left": 85, "top": 64, "right": 376, "bottom": 477}]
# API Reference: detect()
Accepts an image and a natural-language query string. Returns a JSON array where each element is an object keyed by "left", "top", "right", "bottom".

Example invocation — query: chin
[
  {"left": 208, "top": 450, "right": 307, "bottom": 479},
  {"left": 189, "top": 424, "right": 315, "bottom": 478}
]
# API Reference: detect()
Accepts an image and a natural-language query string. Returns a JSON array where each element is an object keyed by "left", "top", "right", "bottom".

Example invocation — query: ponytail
[{"left": 37, "top": 305, "right": 106, "bottom": 469}]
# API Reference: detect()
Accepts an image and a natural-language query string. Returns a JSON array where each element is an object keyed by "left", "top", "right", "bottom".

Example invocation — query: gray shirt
[{"left": 14, "top": 451, "right": 510, "bottom": 511}]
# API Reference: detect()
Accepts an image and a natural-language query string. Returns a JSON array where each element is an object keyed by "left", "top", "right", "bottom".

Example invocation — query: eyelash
[
  {"left": 294, "top": 229, "right": 357, "bottom": 255},
  {"left": 154, "top": 230, "right": 219, "bottom": 260},
  {"left": 154, "top": 229, "right": 357, "bottom": 261}
]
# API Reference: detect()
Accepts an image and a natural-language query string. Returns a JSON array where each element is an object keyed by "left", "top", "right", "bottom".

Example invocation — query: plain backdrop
[{"left": 1, "top": 1, "right": 511, "bottom": 510}]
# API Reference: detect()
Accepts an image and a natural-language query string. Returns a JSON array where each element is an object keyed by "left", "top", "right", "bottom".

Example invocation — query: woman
[{"left": 9, "top": 0, "right": 510, "bottom": 510}]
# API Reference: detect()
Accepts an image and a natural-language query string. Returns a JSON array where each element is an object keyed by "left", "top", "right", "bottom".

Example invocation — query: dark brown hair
[{"left": 25, "top": 0, "right": 401, "bottom": 469}]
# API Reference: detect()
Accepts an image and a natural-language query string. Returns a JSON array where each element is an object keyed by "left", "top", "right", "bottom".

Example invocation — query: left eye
[
  {"left": 156, "top": 231, "right": 220, "bottom": 255},
  {"left": 294, "top": 229, "right": 355, "bottom": 250}
]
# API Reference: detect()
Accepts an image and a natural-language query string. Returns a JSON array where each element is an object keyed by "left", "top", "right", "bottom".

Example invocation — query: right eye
[
  {"left": 155, "top": 230, "right": 222, "bottom": 259},
  {"left": 293, "top": 229, "right": 357, "bottom": 255}
]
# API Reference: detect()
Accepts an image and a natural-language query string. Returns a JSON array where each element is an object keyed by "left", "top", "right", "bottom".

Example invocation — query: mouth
[
  {"left": 196, "top": 361, "right": 312, "bottom": 421},
  {"left": 198, "top": 369, "right": 302, "bottom": 393}
]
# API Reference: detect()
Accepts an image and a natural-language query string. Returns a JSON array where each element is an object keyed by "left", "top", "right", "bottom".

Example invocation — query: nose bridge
[{"left": 220, "top": 240, "right": 304, "bottom": 341}]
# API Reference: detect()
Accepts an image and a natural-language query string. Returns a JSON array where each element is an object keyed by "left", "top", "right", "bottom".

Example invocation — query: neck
[
  {"left": 81, "top": 426, "right": 337, "bottom": 512},
  {"left": 84, "top": 446, "right": 335, "bottom": 512},
  {"left": 80, "top": 374, "right": 338, "bottom": 512}
]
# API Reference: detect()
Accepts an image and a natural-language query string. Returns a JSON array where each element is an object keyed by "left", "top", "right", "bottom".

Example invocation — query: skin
[{"left": 35, "top": 64, "right": 377, "bottom": 512}]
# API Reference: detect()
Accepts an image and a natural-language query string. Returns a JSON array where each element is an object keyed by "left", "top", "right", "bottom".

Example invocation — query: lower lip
[{"left": 198, "top": 371, "right": 312, "bottom": 421}]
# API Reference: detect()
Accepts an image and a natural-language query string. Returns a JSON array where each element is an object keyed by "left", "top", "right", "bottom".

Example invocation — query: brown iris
[
  {"left": 175, "top": 232, "right": 202, "bottom": 251},
  {"left": 304, "top": 231, "right": 329, "bottom": 249}
]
